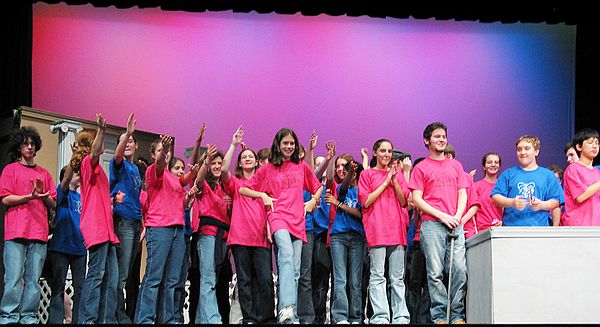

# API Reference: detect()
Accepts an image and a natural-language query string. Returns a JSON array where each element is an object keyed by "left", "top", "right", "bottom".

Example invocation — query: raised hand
[
  {"left": 232, "top": 125, "right": 244, "bottom": 146},
  {"left": 361, "top": 147, "right": 369, "bottom": 160},
  {"left": 126, "top": 113, "right": 136, "bottom": 135},
  {"left": 205, "top": 144, "right": 218, "bottom": 164},
  {"left": 96, "top": 113, "right": 107, "bottom": 130},
  {"left": 197, "top": 122, "right": 206, "bottom": 144},
  {"left": 309, "top": 130, "right": 318, "bottom": 151},
  {"left": 325, "top": 140, "right": 336, "bottom": 160},
  {"left": 400, "top": 157, "right": 412, "bottom": 172}
]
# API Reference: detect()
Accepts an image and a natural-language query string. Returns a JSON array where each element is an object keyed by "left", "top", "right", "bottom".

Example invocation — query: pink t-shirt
[
  {"left": 358, "top": 168, "right": 410, "bottom": 247},
  {"left": 473, "top": 178, "right": 502, "bottom": 233},
  {"left": 0, "top": 162, "right": 57, "bottom": 242},
  {"left": 144, "top": 163, "right": 185, "bottom": 228},
  {"left": 462, "top": 173, "right": 481, "bottom": 239},
  {"left": 223, "top": 175, "right": 269, "bottom": 248},
  {"left": 563, "top": 162, "right": 600, "bottom": 226},
  {"left": 408, "top": 157, "right": 469, "bottom": 222},
  {"left": 79, "top": 155, "right": 119, "bottom": 248},
  {"left": 196, "top": 180, "right": 230, "bottom": 238},
  {"left": 244, "top": 161, "right": 321, "bottom": 243}
]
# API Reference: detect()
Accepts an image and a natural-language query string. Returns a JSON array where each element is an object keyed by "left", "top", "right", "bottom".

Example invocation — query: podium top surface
[{"left": 466, "top": 226, "right": 600, "bottom": 248}]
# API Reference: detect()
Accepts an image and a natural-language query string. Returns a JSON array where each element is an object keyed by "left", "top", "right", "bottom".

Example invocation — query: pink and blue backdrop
[{"left": 32, "top": 3, "right": 576, "bottom": 173}]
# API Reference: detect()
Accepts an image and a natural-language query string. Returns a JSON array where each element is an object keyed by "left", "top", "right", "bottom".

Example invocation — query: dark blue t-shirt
[
  {"left": 48, "top": 185, "right": 86, "bottom": 256},
  {"left": 110, "top": 158, "right": 142, "bottom": 220},
  {"left": 330, "top": 186, "right": 364, "bottom": 235}
]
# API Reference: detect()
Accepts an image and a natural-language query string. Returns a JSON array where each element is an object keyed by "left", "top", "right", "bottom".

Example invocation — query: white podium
[{"left": 465, "top": 227, "right": 600, "bottom": 324}]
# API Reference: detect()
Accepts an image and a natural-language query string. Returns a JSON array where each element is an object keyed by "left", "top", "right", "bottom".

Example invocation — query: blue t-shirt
[
  {"left": 303, "top": 190, "right": 314, "bottom": 231},
  {"left": 491, "top": 165, "right": 564, "bottom": 226},
  {"left": 110, "top": 158, "right": 142, "bottom": 220},
  {"left": 330, "top": 186, "right": 364, "bottom": 235},
  {"left": 48, "top": 186, "right": 86, "bottom": 256},
  {"left": 311, "top": 184, "right": 330, "bottom": 235}
]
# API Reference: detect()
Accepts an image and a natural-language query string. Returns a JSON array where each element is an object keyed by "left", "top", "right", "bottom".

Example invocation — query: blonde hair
[{"left": 515, "top": 135, "right": 541, "bottom": 151}]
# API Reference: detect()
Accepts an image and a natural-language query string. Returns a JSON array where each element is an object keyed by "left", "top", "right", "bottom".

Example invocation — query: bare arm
[
  {"left": 307, "top": 131, "right": 317, "bottom": 171},
  {"left": 411, "top": 189, "right": 459, "bottom": 229},
  {"left": 190, "top": 122, "right": 206, "bottom": 165},
  {"left": 575, "top": 180, "right": 600, "bottom": 203},
  {"left": 391, "top": 165, "right": 408, "bottom": 207},
  {"left": 113, "top": 113, "right": 136, "bottom": 165},
  {"left": 60, "top": 165, "right": 74, "bottom": 193},
  {"left": 194, "top": 144, "right": 217, "bottom": 189},
  {"left": 551, "top": 206, "right": 561, "bottom": 226},
  {"left": 155, "top": 135, "right": 173, "bottom": 177},
  {"left": 363, "top": 168, "right": 394, "bottom": 209},
  {"left": 461, "top": 205, "right": 479, "bottom": 224},
  {"left": 221, "top": 126, "right": 243, "bottom": 184},
  {"left": 361, "top": 147, "right": 369, "bottom": 170},
  {"left": 90, "top": 114, "right": 107, "bottom": 165}
]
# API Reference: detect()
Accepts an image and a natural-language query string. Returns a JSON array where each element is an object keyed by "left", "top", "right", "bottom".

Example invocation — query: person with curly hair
[{"left": 0, "top": 126, "right": 57, "bottom": 324}]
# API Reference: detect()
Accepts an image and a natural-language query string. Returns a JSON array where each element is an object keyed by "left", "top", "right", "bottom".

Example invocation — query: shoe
[
  {"left": 434, "top": 321, "right": 449, "bottom": 324},
  {"left": 451, "top": 319, "right": 466, "bottom": 324},
  {"left": 337, "top": 320, "right": 350, "bottom": 324},
  {"left": 277, "top": 305, "right": 295, "bottom": 324}
]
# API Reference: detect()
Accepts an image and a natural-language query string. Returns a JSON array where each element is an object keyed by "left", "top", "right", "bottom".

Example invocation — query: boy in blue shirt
[{"left": 491, "top": 135, "right": 564, "bottom": 226}]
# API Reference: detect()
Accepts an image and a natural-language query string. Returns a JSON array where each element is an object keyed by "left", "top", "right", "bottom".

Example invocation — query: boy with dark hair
[
  {"left": 562, "top": 128, "right": 600, "bottom": 226},
  {"left": 409, "top": 122, "right": 469, "bottom": 324},
  {"left": 491, "top": 135, "right": 564, "bottom": 226},
  {"left": 0, "top": 126, "right": 57, "bottom": 324}
]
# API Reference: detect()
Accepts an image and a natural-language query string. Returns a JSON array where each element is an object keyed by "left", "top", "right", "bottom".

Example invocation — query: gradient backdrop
[{"left": 32, "top": 3, "right": 576, "bottom": 174}]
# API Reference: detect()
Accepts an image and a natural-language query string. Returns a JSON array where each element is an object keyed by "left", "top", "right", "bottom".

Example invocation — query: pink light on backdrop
[{"left": 32, "top": 3, "right": 575, "bottom": 171}]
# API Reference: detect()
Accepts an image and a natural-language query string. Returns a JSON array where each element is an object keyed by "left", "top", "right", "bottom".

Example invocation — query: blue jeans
[
  {"left": 134, "top": 226, "right": 185, "bottom": 324},
  {"left": 47, "top": 251, "right": 87, "bottom": 324},
  {"left": 114, "top": 216, "right": 141, "bottom": 324},
  {"left": 195, "top": 235, "right": 225, "bottom": 323},
  {"left": 368, "top": 245, "right": 410, "bottom": 324},
  {"left": 0, "top": 240, "right": 46, "bottom": 324},
  {"left": 78, "top": 242, "right": 119, "bottom": 324},
  {"left": 170, "top": 235, "right": 190, "bottom": 323},
  {"left": 273, "top": 229, "right": 303, "bottom": 321},
  {"left": 297, "top": 230, "right": 314, "bottom": 323},
  {"left": 330, "top": 232, "right": 365, "bottom": 323},
  {"left": 420, "top": 220, "right": 467, "bottom": 323}
]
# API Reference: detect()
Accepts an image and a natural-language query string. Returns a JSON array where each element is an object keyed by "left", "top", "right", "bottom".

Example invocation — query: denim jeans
[
  {"left": 273, "top": 229, "right": 303, "bottom": 321},
  {"left": 311, "top": 233, "right": 331, "bottom": 324},
  {"left": 330, "top": 232, "right": 365, "bottom": 323},
  {"left": 47, "top": 251, "right": 87, "bottom": 324},
  {"left": 297, "top": 230, "right": 315, "bottom": 323},
  {"left": 114, "top": 216, "right": 141, "bottom": 324},
  {"left": 231, "top": 245, "right": 275, "bottom": 323},
  {"left": 172, "top": 235, "right": 190, "bottom": 323},
  {"left": 0, "top": 240, "right": 46, "bottom": 324},
  {"left": 420, "top": 220, "right": 467, "bottom": 323},
  {"left": 78, "top": 241, "right": 119, "bottom": 324},
  {"left": 368, "top": 245, "right": 410, "bottom": 324},
  {"left": 195, "top": 235, "right": 225, "bottom": 324},
  {"left": 134, "top": 226, "right": 185, "bottom": 324}
]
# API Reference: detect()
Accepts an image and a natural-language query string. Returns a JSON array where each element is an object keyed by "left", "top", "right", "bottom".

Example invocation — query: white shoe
[
  {"left": 277, "top": 305, "right": 295, "bottom": 324},
  {"left": 337, "top": 320, "right": 350, "bottom": 324}
]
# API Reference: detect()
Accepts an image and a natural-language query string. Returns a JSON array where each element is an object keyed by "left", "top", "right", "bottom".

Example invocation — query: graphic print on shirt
[{"left": 517, "top": 182, "right": 535, "bottom": 200}]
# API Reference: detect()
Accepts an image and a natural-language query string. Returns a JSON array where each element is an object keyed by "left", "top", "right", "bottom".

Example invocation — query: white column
[{"left": 50, "top": 120, "right": 83, "bottom": 176}]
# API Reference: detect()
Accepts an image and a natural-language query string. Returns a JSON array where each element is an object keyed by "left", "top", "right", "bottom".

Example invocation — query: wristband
[{"left": 336, "top": 201, "right": 343, "bottom": 209}]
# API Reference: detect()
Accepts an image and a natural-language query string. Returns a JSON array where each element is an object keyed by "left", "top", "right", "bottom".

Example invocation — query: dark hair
[
  {"left": 169, "top": 156, "right": 184, "bottom": 171},
  {"left": 481, "top": 152, "right": 502, "bottom": 167},
  {"left": 369, "top": 139, "right": 393, "bottom": 168},
  {"left": 206, "top": 151, "right": 225, "bottom": 191},
  {"left": 547, "top": 164, "right": 564, "bottom": 183},
  {"left": 572, "top": 128, "right": 600, "bottom": 156},
  {"left": 269, "top": 128, "right": 300, "bottom": 167},
  {"left": 119, "top": 132, "right": 137, "bottom": 144},
  {"left": 59, "top": 165, "right": 68, "bottom": 182},
  {"left": 423, "top": 122, "right": 447, "bottom": 148},
  {"left": 336, "top": 161, "right": 364, "bottom": 203},
  {"left": 412, "top": 157, "right": 426, "bottom": 171},
  {"left": 443, "top": 144, "right": 456, "bottom": 158},
  {"left": 335, "top": 154, "right": 355, "bottom": 183},
  {"left": 10, "top": 126, "right": 42, "bottom": 161},
  {"left": 136, "top": 156, "right": 149, "bottom": 186},
  {"left": 257, "top": 148, "right": 270, "bottom": 162},
  {"left": 564, "top": 142, "right": 575, "bottom": 154},
  {"left": 235, "top": 148, "right": 257, "bottom": 178},
  {"left": 392, "top": 150, "right": 411, "bottom": 161}
]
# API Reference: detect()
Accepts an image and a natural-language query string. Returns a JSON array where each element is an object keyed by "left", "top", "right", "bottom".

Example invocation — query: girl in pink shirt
[
  {"left": 73, "top": 115, "right": 120, "bottom": 324},
  {"left": 220, "top": 126, "right": 275, "bottom": 323},
  {"left": 193, "top": 143, "right": 232, "bottom": 324},
  {"left": 240, "top": 128, "right": 322, "bottom": 324},
  {"left": 358, "top": 138, "right": 410, "bottom": 323},
  {"left": 563, "top": 129, "right": 600, "bottom": 226},
  {"left": 134, "top": 135, "right": 187, "bottom": 323},
  {"left": 471, "top": 152, "right": 503, "bottom": 235}
]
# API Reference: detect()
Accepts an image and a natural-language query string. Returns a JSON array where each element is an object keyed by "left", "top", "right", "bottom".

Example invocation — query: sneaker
[
  {"left": 451, "top": 319, "right": 466, "bottom": 324},
  {"left": 434, "top": 321, "right": 449, "bottom": 324},
  {"left": 277, "top": 305, "right": 295, "bottom": 324},
  {"left": 336, "top": 320, "right": 350, "bottom": 324}
]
